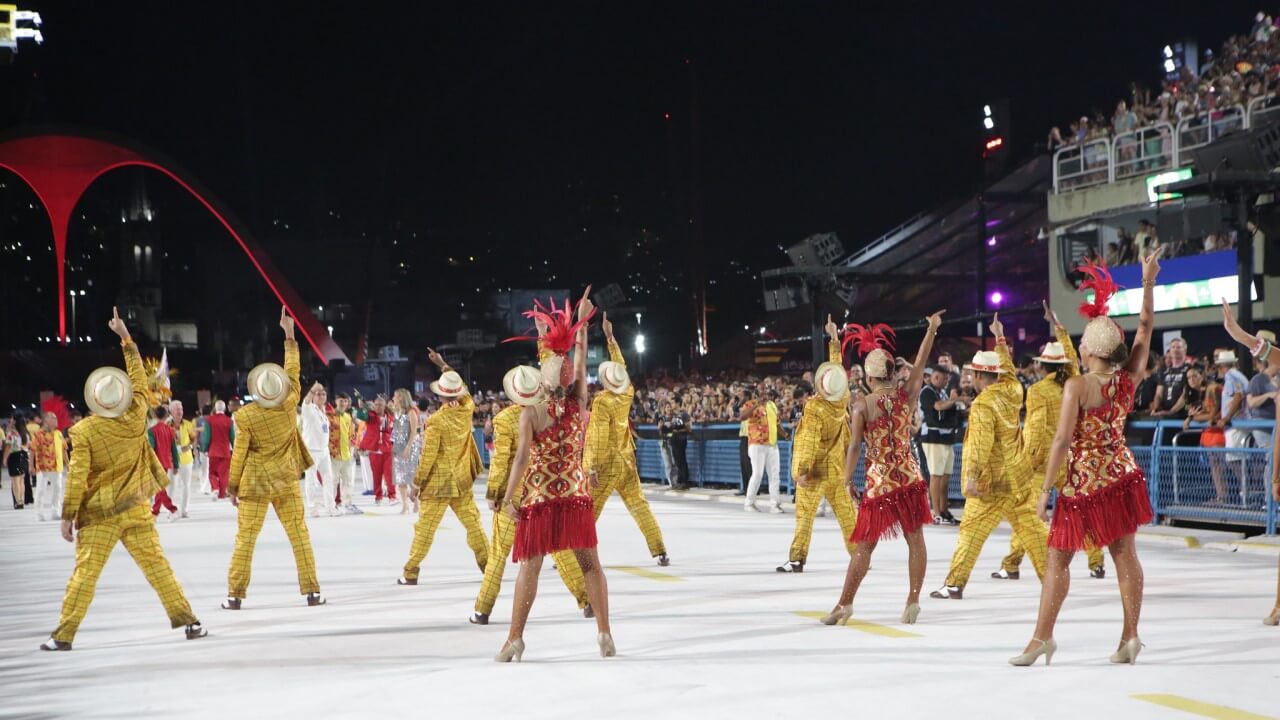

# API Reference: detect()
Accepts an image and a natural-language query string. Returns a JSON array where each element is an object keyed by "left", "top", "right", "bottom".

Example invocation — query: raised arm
[
  {"left": 906, "top": 310, "right": 946, "bottom": 403},
  {"left": 603, "top": 312, "right": 625, "bottom": 366},
  {"left": 1046, "top": 301, "right": 1081, "bottom": 378},
  {"left": 1124, "top": 248, "right": 1163, "bottom": 376},
  {"left": 280, "top": 307, "right": 301, "bottom": 411},
  {"left": 1037, "top": 375, "right": 1085, "bottom": 521},
  {"left": 824, "top": 314, "right": 841, "bottom": 364},
  {"left": 574, "top": 286, "right": 593, "bottom": 406},
  {"left": 1222, "top": 298, "right": 1280, "bottom": 368},
  {"left": 989, "top": 313, "right": 1018, "bottom": 384},
  {"left": 107, "top": 306, "right": 148, "bottom": 432}
]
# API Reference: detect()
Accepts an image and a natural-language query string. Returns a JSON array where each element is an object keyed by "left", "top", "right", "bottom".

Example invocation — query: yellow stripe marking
[
  {"left": 793, "top": 611, "right": 921, "bottom": 638},
  {"left": 1131, "top": 694, "right": 1276, "bottom": 720},
  {"left": 608, "top": 566, "right": 683, "bottom": 582}
]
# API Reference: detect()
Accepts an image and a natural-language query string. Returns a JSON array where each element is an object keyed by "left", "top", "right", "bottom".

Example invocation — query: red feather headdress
[
  {"left": 1076, "top": 259, "right": 1121, "bottom": 319},
  {"left": 41, "top": 394, "right": 73, "bottom": 431},
  {"left": 841, "top": 323, "right": 897, "bottom": 357},
  {"left": 503, "top": 297, "right": 597, "bottom": 355}
]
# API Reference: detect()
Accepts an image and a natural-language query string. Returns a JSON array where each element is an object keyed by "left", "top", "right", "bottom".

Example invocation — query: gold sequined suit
[
  {"left": 226, "top": 339, "right": 321, "bottom": 599},
  {"left": 401, "top": 378, "right": 490, "bottom": 581},
  {"left": 942, "top": 338, "right": 1049, "bottom": 589},
  {"left": 51, "top": 339, "right": 198, "bottom": 643},
  {"left": 473, "top": 404, "right": 588, "bottom": 614},
  {"left": 584, "top": 339, "right": 667, "bottom": 557},
  {"left": 1002, "top": 325, "right": 1104, "bottom": 574},
  {"left": 787, "top": 339, "right": 858, "bottom": 564}
]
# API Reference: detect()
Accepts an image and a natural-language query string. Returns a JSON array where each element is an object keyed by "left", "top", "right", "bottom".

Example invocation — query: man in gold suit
[
  {"left": 931, "top": 313, "right": 1049, "bottom": 600},
  {"left": 994, "top": 304, "right": 1105, "bottom": 580},
  {"left": 469, "top": 365, "right": 590, "bottom": 624},
  {"left": 398, "top": 349, "right": 490, "bottom": 585},
  {"left": 222, "top": 306, "right": 325, "bottom": 610},
  {"left": 777, "top": 316, "right": 858, "bottom": 574},
  {"left": 41, "top": 307, "right": 206, "bottom": 650},
  {"left": 584, "top": 312, "right": 670, "bottom": 566}
]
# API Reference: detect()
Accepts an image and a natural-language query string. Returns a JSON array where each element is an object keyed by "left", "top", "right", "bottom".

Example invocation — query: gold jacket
[
  {"left": 486, "top": 404, "right": 522, "bottom": 502},
  {"left": 63, "top": 340, "right": 169, "bottom": 528},
  {"left": 791, "top": 340, "right": 849, "bottom": 481},
  {"left": 228, "top": 340, "right": 314, "bottom": 499},
  {"left": 960, "top": 339, "right": 1030, "bottom": 498},
  {"left": 583, "top": 340, "right": 634, "bottom": 477},
  {"left": 1023, "top": 325, "right": 1079, "bottom": 487},
  {"left": 415, "top": 376, "right": 483, "bottom": 498}
]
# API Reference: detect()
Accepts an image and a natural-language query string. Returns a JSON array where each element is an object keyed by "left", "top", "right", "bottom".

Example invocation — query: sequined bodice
[
  {"left": 1066, "top": 373, "right": 1142, "bottom": 496},
  {"left": 862, "top": 387, "right": 923, "bottom": 498},
  {"left": 520, "top": 396, "right": 589, "bottom": 507}
]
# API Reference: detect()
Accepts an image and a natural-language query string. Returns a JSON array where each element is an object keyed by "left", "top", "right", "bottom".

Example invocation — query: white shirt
[{"left": 300, "top": 402, "right": 330, "bottom": 451}]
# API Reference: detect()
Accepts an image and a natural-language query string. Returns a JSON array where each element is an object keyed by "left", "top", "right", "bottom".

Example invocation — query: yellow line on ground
[
  {"left": 608, "top": 566, "right": 683, "bottom": 582},
  {"left": 1131, "top": 694, "right": 1276, "bottom": 720},
  {"left": 793, "top": 611, "right": 922, "bottom": 638}
]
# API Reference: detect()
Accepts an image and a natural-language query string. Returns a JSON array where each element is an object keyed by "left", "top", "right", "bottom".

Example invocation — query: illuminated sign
[
  {"left": 1100, "top": 276, "right": 1257, "bottom": 316},
  {"left": 1145, "top": 167, "right": 1193, "bottom": 202},
  {"left": 985, "top": 137, "right": 1003, "bottom": 151}
]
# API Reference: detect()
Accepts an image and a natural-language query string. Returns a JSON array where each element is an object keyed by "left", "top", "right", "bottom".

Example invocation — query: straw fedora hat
[
  {"left": 247, "top": 362, "right": 289, "bottom": 409},
  {"left": 83, "top": 366, "right": 133, "bottom": 418},
  {"left": 598, "top": 361, "right": 631, "bottom": 394},
  {"left": 1214, "top": 349, "right": 1238, "bottom": 365},
  {"left": 503, "top": 366, "right": 545, "bottom": 406},
  {"left": 814, "top": 361, "right": 849, "bottom": 402},
  {"left": 1036, "top": 342, "right": 1070, "bottom": 364},
  {"left": 963, "top": 350, "right": 1005, "bottom": 374},
  {"left": 431, "top": 370, "right": 466, "bottom": 398}
]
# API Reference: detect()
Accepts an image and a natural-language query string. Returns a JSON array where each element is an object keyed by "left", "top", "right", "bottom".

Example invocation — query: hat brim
[
  {"left": 963, "top": 364, "right": 1006, "bottom": 374},
  {"left": 248, "top": 363, "right": 289, "bottom": 408},
  {"left": 815, "top": 362, "right": 849, "bottom": 402},
  {"left": 503, "top": 368, "right": 546, "bottom": 406},
  {"left": 83, "top": 367, "right": 132, "bottom": 418},
  {"left": 598, "top": 362, "right": 631, "bottom": 394},
  {"left": 1035, "top": 355, "right": 1070, "bottom": 364},
  {"left": 431, "top": 382, "right": 465, "bottom": 398}
]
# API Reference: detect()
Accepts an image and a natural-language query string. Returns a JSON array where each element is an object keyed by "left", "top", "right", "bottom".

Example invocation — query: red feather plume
[
  {"left": 41, "top": 394, "right": 73, "bottom": 431},
  {"left": 503, "top": 297, "right": 597, "bottom": 355},
  {"left": 841, "top": 323, "right": 897, "bottom": 357},
  {"left": 1076, "top": 258, "right": 1122, "bottom": 319}
]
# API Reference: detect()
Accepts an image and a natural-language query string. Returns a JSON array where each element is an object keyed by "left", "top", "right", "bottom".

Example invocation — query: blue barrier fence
[{"left": 634, "top": 419, "right": 1278, "bottom": 535}]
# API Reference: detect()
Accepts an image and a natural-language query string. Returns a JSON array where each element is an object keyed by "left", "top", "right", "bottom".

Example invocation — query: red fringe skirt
[
  {"left": 850, "top": 480, "right": 933, "bottom": 543},
  {"left": 1049, "top": 470, "right": 1152, "bottom": 551},
  {"left": 512, "top": 495, "right": 598, "bottom": 562}
]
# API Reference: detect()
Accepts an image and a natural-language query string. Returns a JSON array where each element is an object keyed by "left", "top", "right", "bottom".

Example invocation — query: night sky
[{"left": 0, "top": 1, "right": 1269, "bottom": 366}]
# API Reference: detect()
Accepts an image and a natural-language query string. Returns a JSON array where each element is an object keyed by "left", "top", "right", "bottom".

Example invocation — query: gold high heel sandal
[
  {"left": 820, "top": 605, "right": 852, "bottom": 625},
  {"left": 1109, "top": 637, "right": 1143, "bottom": 664},
  {"left": 900, "top": 603, "right": 920, "bottom": 625},
  {"left": 1264, "top": 607, "right": 1279, "bottom": 626},
  {"left": 1008, "top": 638, "right": 1056, "bottom": 667},
  {"left": 597, "top": 633, "right": 616, "bottom": 657},
  {"left": 495, "top": 638, "right": 525, "bottom": 663}
]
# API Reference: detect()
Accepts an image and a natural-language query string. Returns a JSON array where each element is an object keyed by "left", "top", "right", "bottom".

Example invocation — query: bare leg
[
  {"left": 1108, "top": 533, "right": 1144, "bottom": 642},
  {"left": 904, "top": 529, "right": 926, "bottom": 605},
  {"left": 1208, "top": 454, "right": 1226, "bottom": 502},
  {"left": 929, "top": 476, "right": 947, "bottom": 517},
  {"left": 507, "top": 554, "right": 544, "bottom": 644},
  {"left": 1025, "top": 548, "right": 1074, "bottom": 652},
  {"left": 835, "top": 541, "right": 876, "bottom": 607},
  {"left": 574, "top": 548, "right": 611, "bottom": 635}
]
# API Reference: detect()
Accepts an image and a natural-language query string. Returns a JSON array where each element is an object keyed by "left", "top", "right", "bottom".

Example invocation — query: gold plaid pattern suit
[
  {"left": 1002, "top": 325, "right": 1104, "bottom": 573},
  {"left": 226, "top": 339, "right": 321, "bottom": 599},
  {"left": 52, "top": 339, "right": 198, "bottom": 643},
  {"left": 787, "top": 339, "right": 858, "bottom": 564},
  {"left": 942, "top": 338, "right": 1049, "bottom": 589},
  {"left": 402, "top": 381, "right": 490, "bottom": 581},
  {"left": 584, "top": 339, "right": 667, "bottom": 558},
  {"left": 473, "top": 405, "right": 588, "bottom": 614}
]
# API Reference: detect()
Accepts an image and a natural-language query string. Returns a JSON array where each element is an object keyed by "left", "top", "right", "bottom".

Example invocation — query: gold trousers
[
  {"left": 592, "top": 464, "right": 666, "bottom": 557},
  {"left": 789, "top": 477, "right": 858, "bottom": 564},
  {"left": 944, "top": 491, "right": 1048, "bottom": 589},
  {"left": 403, "top": 494, "right": 490, "bottom": 581},
  {"left": 1002, "top": 493, "right": 1104, "bottom": 573},
  {"left": 54, "top": 504, "right": 197, "bottom": 642},
  {"left": 228, "top": 485, "right": 320, "bottom": 598},
  {"left": 474, "top": 508, "right": 588, "bottom": 615}
]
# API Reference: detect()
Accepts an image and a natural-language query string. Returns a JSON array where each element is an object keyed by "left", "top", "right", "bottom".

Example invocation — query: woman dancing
[
  {"left": 1012, "top": 248, "right": 1163, "bottom": 667},
  {"left": 496, "top": 287, "right": 614, "bottom": 661},
  {"left": 390, "top": 389, "right": 420, "bottom": 515},
  {"left": 1221, "top": 298, "right": 1280, "bottom": 626},
  {"left": 822, "top": 309, "right": 944, "bottom": 627}
]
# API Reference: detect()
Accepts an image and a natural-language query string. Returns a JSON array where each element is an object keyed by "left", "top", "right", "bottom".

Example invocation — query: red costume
[
  {"left": 150, "top": 421, "right": 178, "bottom": 515},
  {"left": 359, "top": 410, "right": 395, "bottom": 501},
  {"left": 205, "top": 413, "right": 233, "bottom": 498}
]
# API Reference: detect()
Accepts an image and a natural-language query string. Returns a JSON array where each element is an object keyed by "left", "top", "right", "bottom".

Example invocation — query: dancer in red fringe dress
[
  {"left": 1011, "top": 248, "right": 1164, "bottom": 667},
  {"left": 495, "top": 286, "right": 614, "bottom": 662},
  {"left": 821, "top": 309, "right": 944, "bottom": 627}
]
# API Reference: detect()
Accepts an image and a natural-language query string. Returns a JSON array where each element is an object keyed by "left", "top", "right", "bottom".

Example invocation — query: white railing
[
  {"left": 1113, "top": 122, "right": 1175, "bottom": 180},
  {"left": 1248, "top": 93, "right": 1280, "bottom": 129},
  {"left": 1176, "top": 104, "right": 1246, "bottom": 165},
  {"left": 1053, "top": 138, "right": 1113, "bottom": 193}
]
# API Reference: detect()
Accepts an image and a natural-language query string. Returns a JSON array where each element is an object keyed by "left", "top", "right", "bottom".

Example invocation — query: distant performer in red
[
  {"left": 203, "top": 401, "right": 234, "bottom": 500},
  {"left": 360, "top": 396, "right": 395, "bottom": 504}
]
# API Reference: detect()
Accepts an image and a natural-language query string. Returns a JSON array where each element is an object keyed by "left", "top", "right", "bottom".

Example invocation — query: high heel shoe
[
  {"left": 1008, "top": 638, "right": 1056, "bottom": 667},
  {"left": 597, "top": 633, "right": 616, "bottom": 657},
  {"left": 495, "top": 638, "right": 525, "bottom": 663},
  {"left": 820, "top": 605, "right": 852, "bottom": 626},
  {"left": 900, "top": 603, "right": 920, "bottom": 625},
  {"left": 1264, "top": 607, "right": 1280, "bottom": 626},
  {"left": 1109, "top": 637, "right": 1143, "bottom": 664}
]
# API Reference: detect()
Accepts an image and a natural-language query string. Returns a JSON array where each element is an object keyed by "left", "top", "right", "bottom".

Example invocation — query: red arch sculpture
[{"left": 0, "top": 130, "right": 348, "bottom": 364}]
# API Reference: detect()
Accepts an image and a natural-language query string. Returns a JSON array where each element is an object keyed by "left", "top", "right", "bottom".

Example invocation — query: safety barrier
[
  {"left": 1112, "top": 122, "right": 1174, "bottom": 180},
  {"left": 1053, "top": 138, "right": 1113, "bottom": 192},
  {"left": 1247, "top": 93, "right": 1280, "bottom": 129}
]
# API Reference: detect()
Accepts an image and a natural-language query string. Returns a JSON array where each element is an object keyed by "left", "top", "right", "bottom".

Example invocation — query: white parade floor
[{"left": 1, "top": 484, "right": 1277, "bottom": 720}]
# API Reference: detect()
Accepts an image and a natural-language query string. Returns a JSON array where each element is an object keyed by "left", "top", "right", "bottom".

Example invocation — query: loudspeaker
[
  {"left": 785, "top": 233, "right": 844, "bottom": 267},
  {"left": 1193, "top": 129, "right": 1267, "bottom": 174}
]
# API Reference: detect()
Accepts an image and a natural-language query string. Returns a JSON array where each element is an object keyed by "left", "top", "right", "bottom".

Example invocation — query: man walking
[
  {"left": 203, "top": 400, "right": 233, "bottom": 500},
  {"left": 301, "top": 382, "right": 338, "bottom": 517},
  {"left": 920, "top": 365, "right": 963, "bottom": 525},
  {"left": 329, "top": 392, "right": 359, "bottom": 514},
  {"left": 169, "top": 401, "right": 197, "bottom": 518},
  {"left": 742, "top": 388, "right": 783, "bottom": 512}
]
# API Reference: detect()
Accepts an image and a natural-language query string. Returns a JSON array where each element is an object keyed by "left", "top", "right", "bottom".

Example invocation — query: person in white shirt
[{"left": 300, "top": 382, "right": 337, "bottom": 517}]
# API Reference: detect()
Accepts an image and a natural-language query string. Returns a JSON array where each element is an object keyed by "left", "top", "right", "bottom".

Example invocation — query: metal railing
[
  {"left": 1053, "top": 138, "right": 1113, "bottom": 192},
  {"left": 1113, "top": 122, "right": 1174, "bottom": 180},
  {"left": 1247, "top": 93, "right": 1280, "bottom": 129},
  {"left": 1176, "top": 104, "right": 1246, "bottom": 165}
]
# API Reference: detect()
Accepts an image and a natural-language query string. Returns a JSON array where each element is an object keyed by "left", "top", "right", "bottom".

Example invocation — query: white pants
[
  {"left": 746, "top": 444, "right": 781, "bottom": 508},
  {"left": 36, "top": 471, "right": 62, "bottom": 520},
  {"left": 332, "top": 458, "right": 356, "bottom": 506},
  {"left": 197, "top": 452, "right": 212, "bottom": 494},
  {"left": 304, "top": 450, "right": 336, "bottom": 513},
  {"left": 360, "top": 454, "right": 374, "bottom": 493},
  {"left": 171, "top": 463, "right": 194, "bottom": 515}
]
